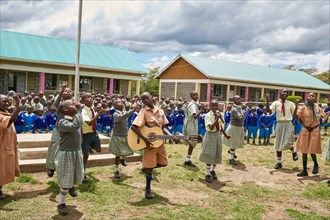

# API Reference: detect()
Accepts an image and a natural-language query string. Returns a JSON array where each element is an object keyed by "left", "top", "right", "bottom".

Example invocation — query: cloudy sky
[{"left": 1, "top": 0, "right": 329, "bottom": 73}]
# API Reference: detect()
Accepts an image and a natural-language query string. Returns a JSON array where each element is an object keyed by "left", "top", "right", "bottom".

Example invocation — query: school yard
[{"left": 0, "top": 135, "right": 329, "bottom": 220}]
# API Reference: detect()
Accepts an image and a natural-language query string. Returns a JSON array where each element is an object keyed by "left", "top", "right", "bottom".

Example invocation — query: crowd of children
[{"left": 1, "top": 88, "right": 330, "bottom": 216}]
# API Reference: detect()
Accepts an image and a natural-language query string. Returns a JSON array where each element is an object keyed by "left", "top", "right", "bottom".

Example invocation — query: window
[
  {"left": 45, "top": 74, "right": 58, "bottom": 90},
  {"left": 80, "top": 77, "right": 93, "bottom": 92},
  {"left": 212, "top": 84, "right": 225, "bottom": 97},
  {"left": 114, "top": 79, "right": 120, "bottom": 93}
]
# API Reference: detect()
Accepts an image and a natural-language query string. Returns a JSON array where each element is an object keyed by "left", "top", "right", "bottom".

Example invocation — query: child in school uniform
[
  {"left": 245, "top": 107, "right": 259, "bottom": 145},
  {"left": 258, "top": 107, "right": 272, "bottom": 145},
  {"left": 55, "top": 100, "right": 84, "bottom": 216},
  {"left": 95, "top": 104, "right": 103, "bottom": 133},
  {"left": 165, "top": 108, "right": 175, "bottom": 143},
  {"left": 45, "top": 105, "right": 57, "bottom": 132},
  {"left": 22, "top": 105, "right": 36, "bottom": 133},
  {"left": 198, "top": 100, "right": 230, "bottom": 183},
  {"left": 198, "top": 107, "right": 207, "bottom": 137},
  {"left": 128, "top": 104, "right": 141, "bottom": 129},
  {"left": 270, "top": 111, "right": 277, "bottom": 137},
  {"left": 292, "top": 116, "right": 303, "bottom": 140},
  {"left": 14, "top": 111, "right": 25, "bottom": 134},
  {"left": 174, "top": 109, "right": 185, "bottom": 135},
  {"left": 34, "top": 107, "right": 47, "bottom": 133},
  {"left": 224, "top": 104, "right": 232, "bottom": 132},
  {"left": 108, "top": 98, "right": 135, "bottom": 179}
]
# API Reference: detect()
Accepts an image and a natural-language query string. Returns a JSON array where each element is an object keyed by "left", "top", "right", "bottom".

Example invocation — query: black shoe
[
  {"left": 82, "top": 175, "right": 89, "bottom": 184},
  {"left": 229, "top": 159, "right": 237, "bottom": 165},
  {"left": 145, "top": 189, "right": 153, "bottom": 199},
  {"left": 292, "top": 152, "right": 298, "bottom": 161},
  {"left": 297, "top": 170, "right": 308, "bottom": 177},
  {"left": 120, "top": 159, "right": 127, "bottom": 166},
  {"left": 183, "top": 160, "right": 196, "bottom": 167},
  {"left": 274, "top": 163, "right": 282, "bottom": 169},
  {"left": 47, "top": 169, "right": 54, "bottom": 177},
  {"left": 114, "top": 171, "right": 120, "bottom": 179},
  {"left": 0, "top": 191, "right": 6, "bottom": 199},
  {"left": 327, "top": 179, "right": 330, "bottom": 184},
  {"left": 312, "top": 165, "right": 319, "bottom": 174},
  {"left": 68, "top": 187, "right": 78, "bottom": 197},
  {"left": 210, "top": 171, "right": 217, "bottom": 180},
  {"left": 205, "top": 175, "right": 213, "bottom": 183},
  {"left": 227, "top": 150, "right": 237, "bottom": 159},
  {"left": 57, "top": 203, "right": 68, "bottom": 216}
]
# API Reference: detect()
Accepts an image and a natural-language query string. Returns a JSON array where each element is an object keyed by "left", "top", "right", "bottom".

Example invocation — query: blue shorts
[
  {"left": 15, "top": 125, "right": 24, "bottom": 134},
  {"left": 247, "top": 126, "right": 258, "bottom": 138},
  {"left": 259, "top": 127, "right": 270, "bottom": 138},
  {"left": 81, "top": 132, "right": 101, "bottom": 155}
]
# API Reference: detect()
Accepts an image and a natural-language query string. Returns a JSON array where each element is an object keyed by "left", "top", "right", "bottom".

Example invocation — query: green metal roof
[
  {"left": 179, "top": 54, "right": 329, "bottom": 90},
  {"left": 0, "top": 29, "right": 147, "bottom": 74}
]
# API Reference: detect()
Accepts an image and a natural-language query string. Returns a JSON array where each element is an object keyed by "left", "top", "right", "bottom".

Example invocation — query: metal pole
[{"left": 74, "top": 0, "right": 83, "bottom": 101}]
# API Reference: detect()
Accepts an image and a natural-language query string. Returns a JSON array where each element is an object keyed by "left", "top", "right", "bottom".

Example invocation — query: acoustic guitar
[{"left": 127, "top": 126, "right": 201, "bottom": 151}]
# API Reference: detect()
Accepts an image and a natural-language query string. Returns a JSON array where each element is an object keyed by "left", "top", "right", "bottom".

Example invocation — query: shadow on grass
[
  {"left": 109, "top": 174, "right": 133, "bottom": 184},
  {"left": 269, "top": 167, "right": 299, "bottom": 175},
  {"left": 297, "top": 175, "right": 330, "bottom": 184},
  {"left": 229, "top": 161, "right": 247, "bottom": 171},
  {"left": 78, "top": 174, "right": 99, "bottom": 194},
  {"left": 128, "top": 192, "right": 174, "bottom": 206},
  {"left": 198, "top": 178, "right": 230, "bottom": 191},
  {"left": 51, "top": 204, "right": 83, "bottom": 220},
  {"left": 176, "top": 163, "right": 200, "bottom": 172}
]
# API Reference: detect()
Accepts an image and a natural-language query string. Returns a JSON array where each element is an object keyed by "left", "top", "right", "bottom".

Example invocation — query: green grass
[{"left": 0, "top": 135, "right": 330, "bottom": 219}]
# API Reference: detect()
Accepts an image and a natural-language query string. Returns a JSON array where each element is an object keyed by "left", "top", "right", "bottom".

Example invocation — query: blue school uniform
[
  {"left": 101, "top": 114, "right": 113, "bottom": 136},
  {"left": 258, "top": 114, "right": 272, "bottom": 138},
  {"left": 245, "top": 113, "right": 259, "bottom": 139},
  {"left": 128, "top": 111, "right": 138, "bottom": 128},
  {"left": 22, "top": 112, "right": 37, "bottom": 132},
  {"left": 96, "top": 115, "right": 103, "bottom": 132},
  {"left": 257, "top": 107, "right": 263, "bottom": 116},
  {"left": 165, "top": 113, "right": 175, "bottom": 134},
  {"left": 34, "top": 115, "right": 47, "bottom": 133},
  {"left": 45, "top": 112, "right": 57, "bottom": 131},
  {"left": 292, "top": 117, "right": 303, "bottom": 136},
  {"left": 198, "top": 113, "right": 206, "bottom": 136},
  {"left": 224, "top": 111, "right": 231, "bottom": 131},
  {"left": 173, "top": 108, "right": 185, "bottom": 116},
  {"left": 323, "top": 107, "right": 330, "bottom": 127},
  {"left": 174, "top": 113, "right": 185, "bottom": 134},
  {"left": 270, "top": 112, "right": 276, "bottom": 135},
  {"left": 14, "top": 112, "right": 25, "bottom": 134}
]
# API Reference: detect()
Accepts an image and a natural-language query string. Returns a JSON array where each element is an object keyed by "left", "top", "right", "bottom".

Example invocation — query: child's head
[
  {"left": 47, "top": 100, "right": 53, "bottom": 108},
  {"left": 27, "top": 95, "right": 32, "bottom": 102},
  {"left": 166, "top": 107, "right": 172, "bottom": 115},
  {"left": 95, "top": 104, "right": 102, "bottom": 113},
  {"left": 210, "top": 99, "right": 219, "bottom": 113},
  {"left": 21, "top": 97, "right": 27, "bottom": 105},
  {"left": 27, "top": 105, "right": 33, "bottom": 114},
  {"left": 38, "top": 91, "right": 44, "bottom": 98},
  {"left": 233, "top": 95, "right": 242, "bottom": 105},
  {"left": 0, "top": 94, "right": 10, "bottom": 111},
  {"left": 81, "top": 93, "right": 93, "bottom": 107},
  {"left": 247, "top": 101, "right": 253, "bottom": 108},
  {"left": 178, "top": 109, "right": 183, "bottom": 115},
  {"left": 177, "top": 102, "right": 182, "bottom": 109},
  {"left": 251, "top": 107, "right": 256, "bottom": 114},
  {"left": 58, "top": 100, "right": 77, "bottom": 117},
  {"left": 62, "top": 87, "right": 73, "bottom": 101},
  {"left": 37, "top": 109, "right": 44, "bottom": 116},
  {"left": 263, "top": 106, "right": 267, "bottom": 114},
  {"left": 190, "top": 91, "right": 199, "bottom": 101},
  {"left": 33, "top": 96, "right": 40, "bottom": 104},
  {"left": 306, "top": 92, "right": 316, "bottom": 104},
  {"left": 114, "top": 98, "right": 124, "bottom": 111},
  {"left": 226, "top": 104, "right": 232, "bottom": 111},
  {"left": 49, "top": 105, "right": 57, "bottom": 114}
]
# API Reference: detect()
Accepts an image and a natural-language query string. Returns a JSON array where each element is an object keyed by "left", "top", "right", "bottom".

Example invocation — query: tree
[
  {"left": 315, "top": 70, "right": 330, "bottom": 84},
  {"left": 282, "top": 65, "right": 318, "bottom": 75},
  {"left": 140, "top": 67, "right": 160, "bottom": 97}
]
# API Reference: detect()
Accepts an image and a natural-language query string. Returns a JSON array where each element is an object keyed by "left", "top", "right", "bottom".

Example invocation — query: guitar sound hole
[{"left": 148, "top": 132, "right": 156, "bottom": 142}]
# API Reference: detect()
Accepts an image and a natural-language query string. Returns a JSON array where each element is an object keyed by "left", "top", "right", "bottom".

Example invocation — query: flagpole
[{"left": 74, "top": 0, "right": 83, "bottom": 101}]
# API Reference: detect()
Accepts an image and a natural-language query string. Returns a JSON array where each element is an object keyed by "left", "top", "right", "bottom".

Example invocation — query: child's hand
[
  {"left": 61, "top": 83, "right": 67, "bottom": 92},
  {"left": 225, "top": 135, "right": 231, "bottom": 139}
]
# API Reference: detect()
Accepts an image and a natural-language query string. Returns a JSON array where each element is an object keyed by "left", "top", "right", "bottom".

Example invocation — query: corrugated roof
[
  {"left": 0, "top": 29, "right": 147, "bottom": 74},
  {"left": 159, "top": 54, "right": 329, "bottom": 90}
]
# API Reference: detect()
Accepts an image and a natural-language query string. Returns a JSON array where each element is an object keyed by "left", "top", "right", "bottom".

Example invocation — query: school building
[
  {"left": 156, "top": 54, "right": 330, "bottom": 104},
  {"left": 0, "top": 30, "right": 147, "bottom": 96}
]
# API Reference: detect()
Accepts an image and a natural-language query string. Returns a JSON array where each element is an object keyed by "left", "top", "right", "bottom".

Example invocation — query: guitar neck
[{"left": 154, "top": 135, "right": 189, "bottom": 140}]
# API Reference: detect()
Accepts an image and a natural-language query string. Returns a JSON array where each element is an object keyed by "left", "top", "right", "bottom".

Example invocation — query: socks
[
  {"left": 277, "top": 157, "right": 282, "bottom": 164},
  {"left": 230, "top": 150, "right": 235, "bottom": 160},
  {"left": 291, "top": 148, "right": 297, "bottom": 154},
  {"left": 302, "top": 154, "right": 308, "bottom": 171},
  {"left": 114, "top": 165, "right": 119, "bottom": 172},
  {"left": 59, "top": 188, "right": 68, "bottom": 205},
  {"left": 146, "top": 174, "right": 152, "bottom": 190},
  {"left": 311, "top": 154, "right": 318, "bottom": 167},
  {"left": 210, "top": 164, "right": 216, "bottom": 172},
  {"left": 185, "top": 155, "right": 191, "bottom": 162},
  {"left": 206, "top": 164, "right": 211, "bottom": 175}
]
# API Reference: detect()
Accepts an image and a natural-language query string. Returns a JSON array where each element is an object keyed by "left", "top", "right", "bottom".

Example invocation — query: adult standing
[
  {"left": 0, "top": 93, "right": 20, "bottom": 199},
  {"left": 183, "top": 91, "right": 201, "bottom": 167},
  {"left": 266, "top": 89, "right": 298, "bottom": 169}
]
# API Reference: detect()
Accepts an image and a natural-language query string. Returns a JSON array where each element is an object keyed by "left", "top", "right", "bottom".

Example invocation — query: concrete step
[
  {"left": 18, "top": 144, "right": 111, "bottom": 160},
  {"left": 17, "top": 133, "right": 110, "bottom": 148},
  {"left": 19, "top": 153, "right": 143, "bottom": 173}
]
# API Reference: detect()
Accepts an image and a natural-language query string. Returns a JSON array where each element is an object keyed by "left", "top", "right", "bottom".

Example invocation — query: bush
[
  {"left": 287, "top": 96, "right": 302, "bottom": 102},
  {"left": 259, "top": 97, "right": 266, "bottom": 102}
]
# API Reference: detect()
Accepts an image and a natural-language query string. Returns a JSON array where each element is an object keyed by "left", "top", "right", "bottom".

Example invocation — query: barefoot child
[
  {"left": 293, "top": 93, "right": 325, "bottom": 176},
  {"left": 108, "top": 98, "right": 135, "bottom": 179},
  {"left": 55, "top": 100, "right": 84, "bottom": 215},
  {"left": 198, "top": 99, "right": 230, "bottom": 183},
  {"left": 0, "top": 94, "right": 20, "bottom": 199}
]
